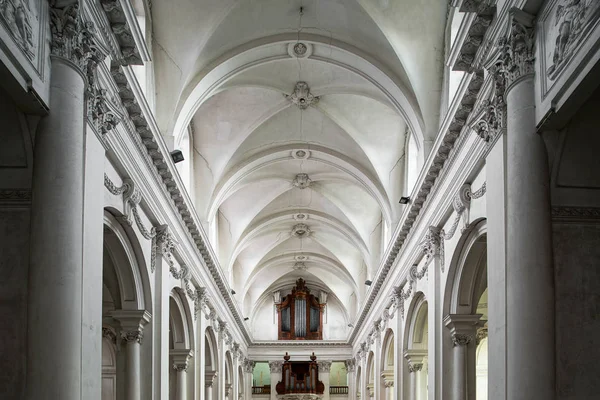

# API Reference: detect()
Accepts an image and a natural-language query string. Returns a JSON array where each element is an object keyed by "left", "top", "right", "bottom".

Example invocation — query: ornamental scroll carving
[
  {"left": 0, "top": 0, "right": 35, "bottom": 58},
  {"left": 286, "top": 82, "right": 319, "bottom": 110},
  {"left": 49, "top": 0, "right": 106, "bottom": 82}
]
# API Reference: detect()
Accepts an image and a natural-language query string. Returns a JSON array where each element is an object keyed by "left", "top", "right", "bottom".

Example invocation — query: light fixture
[
  {"left": 347, "top": 323, "right": 354, "bottom": 328},
  {"left": 170, "top": 150, "right": 184, "bottom": 164},
  {"left": 244, "top": 317, "right": 249, "bottom": 321},
  {"left": 399, "top": 196, "right": 410, "bottom": 204},
  {"left": 365, "top": 280, "right": 372, "bottom": 286},
  {"left": 231, "top": 289, "right": 236, "bottom": 295}
]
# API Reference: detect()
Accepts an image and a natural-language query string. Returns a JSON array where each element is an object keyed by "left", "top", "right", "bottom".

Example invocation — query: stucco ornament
[
  {"left": 286, "top": 82, "right": 319, "bottom": 110},
  {"left": 292, "top": 223, "right": 311, "bottom": 238},
  {"left": 49, "top": 0, "right": 106, "bottom": 81},
  {"left": 496, "top": 11, "right": 536, "bottom": 88},
  {"left": 292, "top": 173, "right": 312, "bottom": 189},
  {"left": 293, "top": 261, "right": 307, "bottom": 271}
]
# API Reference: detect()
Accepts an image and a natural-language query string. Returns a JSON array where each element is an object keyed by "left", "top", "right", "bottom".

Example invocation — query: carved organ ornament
[{"left": 277, "top": 278, "right": 325, "bottom": 340}]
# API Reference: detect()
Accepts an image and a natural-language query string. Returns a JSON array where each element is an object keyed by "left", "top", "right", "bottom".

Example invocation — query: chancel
[{"left": 1, "top": 1, "right": 599, "bottom": 400}]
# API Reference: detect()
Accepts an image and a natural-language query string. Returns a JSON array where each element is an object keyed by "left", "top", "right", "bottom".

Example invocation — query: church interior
[{"left": 1, "top": 0, "right": 599, "bottom": 399}]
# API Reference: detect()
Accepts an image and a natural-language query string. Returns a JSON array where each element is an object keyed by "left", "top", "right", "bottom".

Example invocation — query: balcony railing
[
  {"left": 330, "top": 386, "right": 349, "bottom": 394},
  {"left": 252, "top": 386, "right": 271, "bottom": 394}
]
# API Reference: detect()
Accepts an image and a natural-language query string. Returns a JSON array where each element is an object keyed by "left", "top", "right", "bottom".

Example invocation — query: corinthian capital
[
  {"left": 49, "top": 1, "right": 106, "bottom": 80},
  {"left": 497, "top": 8, "right": 536, "bottom": 88}
]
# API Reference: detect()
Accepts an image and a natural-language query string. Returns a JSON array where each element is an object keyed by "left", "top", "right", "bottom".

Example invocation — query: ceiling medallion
[
  {"left": 287, "top": 42, "right": 312, "bottom": 58},
  {"left": 286, "top": 82, "right": 319, "bottom": 110},
  {"left": 294, "top": 254, "right": 308, "bottom": 262},
  {"left": 293, "top": 262, "right": 308, "bottom": 271},
  {"left": 291, "top": 223, "right": 311, "bottom": 238},
  {"left": 292, "top": 149, "right": 310, "bottom": 160},
  {"left": 292, "top": 173, "right": 312, "bottom": 189},
  {"left": 293, "top": 213, "right": 308, "bottom": 221}
]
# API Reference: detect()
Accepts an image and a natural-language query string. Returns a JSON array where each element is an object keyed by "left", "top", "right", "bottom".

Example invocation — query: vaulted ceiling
[{"left": 151, "top": 0, "right": 448, "bottom": 338}]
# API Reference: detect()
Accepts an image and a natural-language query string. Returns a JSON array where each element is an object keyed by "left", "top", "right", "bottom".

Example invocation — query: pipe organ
[{"left": 277, "top": 278, "right": 324, "bottom": 340}]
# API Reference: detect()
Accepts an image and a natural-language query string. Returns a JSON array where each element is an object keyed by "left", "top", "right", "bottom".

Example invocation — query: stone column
[
  {"left": 444, "top": 314, "right": 481, "bottom": 400},
  {"left": 112, "top": 310, "right": 152, "bottom": 400},
  {"left": 345, "top": 359, "right": 356, "bottom": 400},
  {"left": 205, "top": 371, "right": 217, "bottom": 400},
  {"left": 217, "top": 321, "right": 228, "bottom": 400},
  {"left": 502, "top": 10, "right": 555, "bottom": 400},
  {"left": 268, "top": 361, "right": 283, "bottom": 400},
  {"left": 381, "top": 371, "right": 394, "bottom": 400},
  {"left": 171, "top": 349, "right": 193, "bottom": 400},
  {"left": 404, "top": 350, "right": 426, "bottom": 400},
  {"left": 319, "top": 361, "right": 332, "bottom": 400},
  {"left": 25, "top": 3, "right": 105, "bottom": 399},
  {"left": 243, "top": 359, "right": 255, "bottom": 400}
]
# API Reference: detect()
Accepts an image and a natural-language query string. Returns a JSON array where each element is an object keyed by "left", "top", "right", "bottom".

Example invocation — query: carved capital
[
  {"left": 318, "top": 361, "right": 332, "bottom": 373},
  {"left": 243, "top": 359, "right": 256, "bottom": 373},
  {"left": 102, "top": 326, "right": 117, "bottom": 344},
  {"left": 496, "top": 9, "right": 536, "bottom": 89},
  {"left": 120, "top": 329, "right": 143, "bottom": 344},
  {"left": 452, "top": 333, "right": 474, "bottom": 346},
  {"left": 269, "top": 361, "right": 283, "bottom": 373},
  {"left": 344, "top": 358, "right": 356, "bottom": 372},
  {"left": 421, "top": 226, "right": 442, "bottom": 261},
  {"left": 408, "top": 363, "right": 423, "bottom": 373},
  {"left": 476, "top": 327, "right": 488, "bottom": 345},
  {"left": 49, "top": 1, "right": 106, "bottom": 82},
  {"left": 171, "top": 349, "right": 193, "bottom": 372}
]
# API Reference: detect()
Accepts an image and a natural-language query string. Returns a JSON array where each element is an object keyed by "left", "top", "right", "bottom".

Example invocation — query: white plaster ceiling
[{"left": 152, "top": 0, "right": 448, "bottom": 335}]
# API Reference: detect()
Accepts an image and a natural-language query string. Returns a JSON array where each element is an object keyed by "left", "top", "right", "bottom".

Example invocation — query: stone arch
[
  {"left": 204, "top": 326, "right": 219, "bottom": 399},
  {"left": 442, "top": 218, "right": 488, "bottom": 400},
  {"left": 443, "top": 218, "right": 488, "bottom": 316},
  {"left": 102, "top": 210, "right": 153, "bottom": 400},
  {"left": 403, "top": 292, "right": 428, "bottom": 400},
  {"left": 224, "top": 350, "right": 234, "bottom": 399}
]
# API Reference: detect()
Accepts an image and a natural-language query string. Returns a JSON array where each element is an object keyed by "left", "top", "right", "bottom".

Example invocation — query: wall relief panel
[{"left": 539, "top": 0, "right": 600, "bottom": 97}]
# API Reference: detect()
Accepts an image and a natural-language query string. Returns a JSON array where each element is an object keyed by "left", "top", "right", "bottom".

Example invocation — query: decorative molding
[
  {"left": 285, "top": 82, "right": 319, "bottom": 110},
  {"left": 497, "top": 9, "right": 536, "bottom": 88},
  {"left": 476, "top": 327, "right": 488, "bottom": 345},
  {"left": 292, "top": 173, "right": 312, "bottom": 189},
  {"left": 251, "top": 341, "right": 349, "bottom": 347},
  {"left": 269, "top": 360, "right": 283, "bottom": 373},
  {"left": 408, "top": 363, "right": 423, "bottom": 373},
  {"left": 154, "top": 225, "right": 176, "bottom": 273},
  {"left": 453, "top": 1, "right": 496, "bottom": 72},
  {"left": 291, "top": 223, "right": 311, "bottom": 238},
  {"left": 348, "top": 69, "right": 485, "bottom": 343},
  {"left": 551, "top": 206, "right": 600, "bottom": 221},
  {"left": 421, "top": 226, "right": 442, "bottom": 266},
  {"left": 120, "top": 329, "right": 143, "bottom": 344},
  {"left": 102, "top": 326, "right": 117, "bottom": 344},
  {"left": 293, "top": 261, "right": 307, "bottom": 271},
  {"left": 243, "top": 359, "right": 256, "bottom": 373},
  {"left": 0, "top": 189, "right": 32, "bottom": 205},
  {"left": 452, "top": 333, "right": 474, "bottom": 346},
  {"left": 49, "top": 1, "right": 106, "bottom": 81},
  {"left": 344, "top": 358, "right": 356, "bottom": 372},
  {"left": 288, "top": 42, "right": 312, "bottom": 58},
  {"left": 318, "top": 361, "right": 332, "bottom": 373},
  {"left": 99, "top": 0, "right": 145, "bottom": 65},
  {"left": 109, "top": 65, "right": 251, "bottom": 343}
]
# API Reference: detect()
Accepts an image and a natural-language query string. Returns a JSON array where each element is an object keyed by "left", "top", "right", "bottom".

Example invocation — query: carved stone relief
[
  {"left": 0, "top": 0, "right": 35, "bottom": 59},
  {"left": 545, "top": 0, "right": 600, "bottom": 82},
  {"left": 286, "top": 82, "right": 319, "bottom": 110}
]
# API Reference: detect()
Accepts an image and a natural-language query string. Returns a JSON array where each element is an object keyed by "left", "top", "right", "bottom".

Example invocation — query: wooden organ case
[
  {"left": 277, "top": 278, "right": 324, "bottom": 340},
  {"left": 275, "top": 352, "right": 324, "bottom": 395}
]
